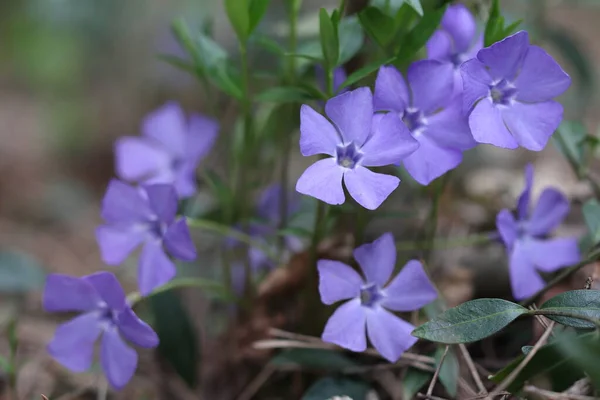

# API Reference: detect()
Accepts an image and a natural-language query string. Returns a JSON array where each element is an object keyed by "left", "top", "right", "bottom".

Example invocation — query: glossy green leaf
[
  {"left": 339, "top": 56, "right": 396, "bottom": 89},
  {"left": 338, "top": 16, "right": 364, "bottom": 65},
  {"left": 404, "top": 0, "right": 423, "bottom": 16},
  {"left": 358, "top": 7, "right": 395, "bottom": 48},
  {"left": 257, "top": 86, "right": 317, "bottom": 103},
  {"left": 552, "top": 120, "right": 587, "bottom": 172},
  {"left": 557, "top": 331, "right": 600, "bottom": 388},
  {"left": 584, "top": 199, "right": 600, "bottom": 244},
  {"left": 484, "top": 0, "right": 502, "bottom": 47},
  {"left": 412, "top": 299, "right": 528, "bottom": 344},
  {"left": 270, "top": 348, "right": 357, "bottom": 370},
  {"left": 301, "top": 377, "right": 371, "bottom": 400},
  {"left": 0, "top": 251, "right": 45, "bottom": 293},
  {"left": 437, "top": 346, "right": 458, "bottom": 397},
  {"left": 319, "top": 8, "right": 339, "bottom": 67},
  {"left": 225, "top": 0, "right": 250, "bottom": 41},
  {"left": 402, "top": 368, "right": 431, "bottom": 400},
  {"left": 539, "top": 289, "right": 600, "bottom": 329},
  {"left": 248, "top": 0, "right": 271, "bottom": 34},
  {"left": 502, "top": 19, "right": 523, "bottom": 37},
  {"left": 397, "top": 5, "right": 446, "bottom": 60}
]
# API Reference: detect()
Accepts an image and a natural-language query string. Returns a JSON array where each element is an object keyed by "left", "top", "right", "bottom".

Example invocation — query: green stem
[
  {"left": 421, "top": 174, "right": 451, "bottom": 264},
  {"left": 530, "top": 309, "right": 600, "bottom": 330},
  {"left": 127, "top": 277, "right": 233, "bottom": 307}
]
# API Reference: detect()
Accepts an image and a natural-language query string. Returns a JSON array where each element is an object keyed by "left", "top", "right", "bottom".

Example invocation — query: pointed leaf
[
  {"left": 319, "top": 8, "right": 339, "bottom": 67},
  {"left": 403, "top": 368, "right": 431, "bottom": 399},
  {"left": 358, "top": 7, "right": 396, "bottom": 48},
  {"left": 249, "top": 0, "right": 271, "bottom": 34},
  {"left": 397, "top": 5, "right": 446, "bottom": 60},
  {"left": 225, "top": 0, "right": 250, "bottom": 41},
  {"left": 539, "top": 289, "right": 600, "bottom": 329},
  {"left": 339, "top": 56, "right": 396, "bottom": 89}
]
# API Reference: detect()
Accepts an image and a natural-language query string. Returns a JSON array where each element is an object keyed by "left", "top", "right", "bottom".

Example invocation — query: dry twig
[
  {"left": 426, "top": 345, "right": 449, "bottom": 397},
  {"left": 523, "top": 384, "right": 598, "bottom": 400},
  {"left": 458, "top": 344, "right": 487, "bottom": 394}
]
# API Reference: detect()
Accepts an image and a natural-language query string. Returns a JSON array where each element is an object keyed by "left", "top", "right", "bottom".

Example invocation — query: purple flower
[
  {"left": 427, "top": 4, "right": 483, "bottom": 96},
  {"left": 96, "top": 179, "right": 197, "bottom": 295},
  {"left": 296, "top": 87, "right": 419, "bottom": 210},
  {"left": 497, "top": 164, "right": 580, "bottom": 300},
  {"left": 374, "top": 61, "right": 476, "bottom": 185},
  {"left": 318, "top": 233, "right": 437, "bottom": 361},
  {"left": 44, "top": 272, "right": 159, "bottom": 389},
  {"left": 461, "top": 31, "right": 571, "bottom": 151},
  {"left": 115, "top": 102, "right": 218, "bottom": 197}
]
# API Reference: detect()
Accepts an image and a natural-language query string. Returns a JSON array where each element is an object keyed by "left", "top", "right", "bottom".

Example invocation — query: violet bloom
[
  {"left": 319, "top": 233, "right": 437, "bottom": 361},
  {"left": 96, "top": 179, "right": 197, "bottom": 295},
  {"left": 115, "top": 102, "right": 218, "bottom": 197},
  {"left": 427, "top": 4, "right": 483, "bottom": 95},
  {"left": 44, "top": 272, "right": 159, "bottom": 389},
  {"left": 461, "top": 31, "right": 571, "bottom": 151},
  {"left": 374, "top": 61, "right": 476, "bottom": 185},
  {"left": 497, "top": 164, "right": 580, "bottom": 300},
  {"left": 296, "top": 87, "right": 418, "bottom": 210}
]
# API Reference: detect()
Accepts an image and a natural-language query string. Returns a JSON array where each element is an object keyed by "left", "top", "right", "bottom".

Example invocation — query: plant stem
[
  {"left": 127, "top": 277, "right": 233, "bottom": 306},
  {"left": 530, "top": 309, "right": 600, "bottom": 330}
]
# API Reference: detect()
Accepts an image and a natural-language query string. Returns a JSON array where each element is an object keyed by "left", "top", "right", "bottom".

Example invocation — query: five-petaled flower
[
  {"left": 44, "top": 272, "right": 159, "bottom": 389},
  {"left": 96, "top": 179, "right": 197, "bottom": 295},
  {"left": 115, "top": 101, "right": 218, "bottom": 198},
  {"left": 461, "top": 31, "right": 571, "bottom": 151},
  {"left": 496, "top": 164, "right": 580, "bottom": 300},
  {"left": 296, "top": 87, "right": 419, "bottom": 210},
  {"left": 318, "top": 233, "right": 437, "bottom": 361},
  {"left": 374, "top": 61, "right": 476, "bottom": 185}
]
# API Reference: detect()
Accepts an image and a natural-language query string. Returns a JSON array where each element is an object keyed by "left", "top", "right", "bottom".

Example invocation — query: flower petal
[
  {"left": 322, "top": 298, "right": 367, "bottom": 352},
  {"left": 382, "top": 260, "right": 437, "bottom": 311},
  {"left": 96, "top": 225, "right": 145, "bottom": 266},
  {"left": 172, "top": 162, "right": 198, "bottom": 198},
  {"left": 528, "top": 188, "right": 570, "bottom": 236},
  {"left": 374, "top": 65, "right": 409, "bottom": 113},
  {"left": 407, "top": 60, "right": 454, "bottom": 114},
  {"left": 142, "top": 102, "right": 187, "bottom": 157},
  {"left": 138, "top": 241, "right": 177, "bottom": 295},
  {"left": 426, "top": 30, "right": 452, "bottom": 61},
  {"left": 360, "top": 113, "right": 419, "bottom": 167},
  {"left": 515, "top": 46, "right": 571, "bottom": 102},
  {"left": 526, "top": 237, "right": 580, "bottom": 273},
  {"left": 117, "top": 307, "right": 159, "bottom": 348},
  {"left": 164, "top": 219, "right": 197, "bottom": 261},
  {"left": 143, "top": 184, "right": 178, "bottom": 224},
  {"left": 296, "top": 158, "right": 345, "bottom": 205},
  {"left": 496, "top": 209, "right": 518, "bottom": 250},
  {"left": 299, "top": 104, "right": 340, "bottom": 157},
  {"left": 469, "top": 98, "right": 518, "bottom": 149},
  {"left": 325, "top": 87, "right": 373, "bottom": 147},
  {"left": 502, "top": 100, "right": 563, "bottom": 151},
  {"left": 477, "top": 31, "right": 529, "bottom": 81},
  {"left": 83, "top": 272, "right": 126, "bottom": 310},
  {"left": 441, "top": 4, "right": 477, "bottom": 54},
  {"left": 47, "top": 313, "right": 102, "bottom": 372},
  {"left": 426, "top": 98, "right": 476, "bottom": 150},
  {"left": 344, "top": 166, "right": 399, "bottom": 210},
  {"left": 187, "top": 114, "right": 219, "bottom": 164},
  {"left": 318, "top": 260, "right": 363, "bottom": 305},
  {"left": 517, "top": 163, "right": 534, "bottom": 221},
  {"left": 101, "top": 326, "right": 138, "bottom": 389},
  {"left": 509, "top": 241, "right": 546, "bottom": 300},
  {"left": 366, "top": 307, "right": 416, "bottom": 362},
  {"left": 460, "top": 59, "right": 493, "bottom": 113},
  {"left": 100, "top": 180, "right": 154, "bottom": 224},
  {"left": 43, "top": 275, "right": 100, "bottom": 313},
  {"left": 353, "top": 233, "right": 396, "bottom": 287},
  {"left": 403, "top": 135, "right": 463, "bottom": 185},
  {"left": 114, "top": 137, "right": 171, "bottom": 182}
]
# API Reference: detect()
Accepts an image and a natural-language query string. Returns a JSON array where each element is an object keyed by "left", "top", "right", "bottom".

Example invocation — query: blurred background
[{"left": 0, "top": 0, "right": 599, "bottom": 399}]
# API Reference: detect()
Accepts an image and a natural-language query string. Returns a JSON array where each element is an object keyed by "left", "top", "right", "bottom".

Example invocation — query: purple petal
[
  {"left": 469, "top": 98, "right": 518, "bottom": 149},
  {"left": 515, "top": 46, "right": 571, "bottom": 102},
  {"left": 172, "top": 162, "right": 198, "bottom": 198},
  {"left": 187, "top": 114, "right": 219, "bottom": 164},
  {"left": 143, "top": 184, "right": 178, "bottom": 224},
  {"left": 47, "top": 313, "right": 102, "bottom": 372},
  {"left": 100, "top": 326, "right": 138, "bottom": 389},
  {"left": 477, "top": 31, "right": 529, "bottom": 81},
  {"left": 360, "top": 113, "right": 419, "bottom": 167},
  {"left": 100, "top": 179, "right": 153, "bottom": 223},
  {"left": 322, "top": 298, "right": 367, "bottom": 352},
  {"left": 382, "top": 260, "right": 437, "bottom": 311},
  {"left": 96, "top": 225, "right": 145, "bottom": 266},
  {"left": 333, "top": 67, "right": 348, "bottom": 93},
  {"left": 528, "top": 188, "right": 570, "bottom": 236},
  {"left": 426, "top": 98, "right": 476, "bottom": 150},
  {"left": 325, "top": 87, "right": 373, "bottom": 147},
  {"left": 114, "top": 137, "right": 171, "bottom": 182},
  {"left": 497, "top": 209, "right": 518, "bottom": 250},
  {"left": 374, "top": 66, "right": 409, "bottom": 113},
  {"left": 407, "top": 60, "right": 454, "bottom": 114},
  {"left": 164, "top": 219, "right": 197, "bottom": 261},
  {"left": 299, "top": 105, "right": 340, "bottom": 157},
  {"left": 138, "top": 241, "right": 177, "bottom": 295},
  {"left": 526, "top": 237, "right": 580, "bottom": 273},
  {"left": 318, "top": 260, "right": 363, "bottom": 305},
  {"left": 116, "top": 307, "right": 159, "bottom": 348},
  {"left": 142, "top": 102, "right": 187, "bottom": 157},
  {"left": 441, "top": 4, "right": 477, "bottom": 54},
  {"left": 366, "top": 307, "right": 416, "bottom": 362},
  {"left": 460, "top": 59, "right": 493, "bottom": 113},
  {"left": 426, "top": 30, "right": 452, "bottom": 61},
  {"left": 403, "top": 135, "right": 463, "bottom": 185},
  {"left": 502, "top": 101, "right": 563, "bottom": 151},
  {"left": 517, "top": 163, "right": 534, "bottom": 220},
  {"left": 509, "top": 241, "right": 546, "bottom": 300},
  {"left": 43, "top": 275, "right": 100, "bottom": 313},
  {"left": 353, "top": 233, "right": 396, "bottom": 287},
  {"left": 83, "top": 272, "right": 126, "bottom": 311},
  {"left": 344, "top": 167, "right": 399, "bottom": 210},
  {"left": 296, "top": 158, "right": 345, "bottom": 205}
]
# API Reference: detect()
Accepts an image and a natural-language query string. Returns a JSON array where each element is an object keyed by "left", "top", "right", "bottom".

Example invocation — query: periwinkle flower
[
  {"left": 318, "top": 233, "right": 437, "bottom": 361},
  {"left": 296, "top": 87, "right": 419, "bottom": 210},
  {"left": 96, "top": 179, "right": 197, "bottom": 295},
  {"left": 497, "top": 164, "right": 580, "bottom": 300},
  {"left": 374, "top": 61, "right": 476, "bottom": 185},
  {"left": 115, "top": 102, "right": 218, "bottom": 197},
  {"left": 461, "top": 31, "right": 571, "bottom": 151},
  {"left": 44, "top": 272, "right": 159, "bottom": 389},
  {"left": 427, "top": 4, "right": 483, "bottom": 95}
]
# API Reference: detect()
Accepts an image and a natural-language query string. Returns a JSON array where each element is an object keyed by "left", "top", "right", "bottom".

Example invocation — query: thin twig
[
  {"left": 458, "top": 343, "right": 487, "bottom": 394},
  {"left": 465, "top": 392, "right": 510, "bottom": 399},
  {"left": 417, "top": 394, "right": 449, "bottom": 400},
  {"left": 523, "top": 385, "right": 598, "bottom": 400},
  {"left": 236, "top": 365, "right": 275, "bottom": 400},
  {"left": 529, "top": 304, "right": 551, "bottom": 331},
  {"left": 427, "top": 345, "right": 449, "bottom": 397}
]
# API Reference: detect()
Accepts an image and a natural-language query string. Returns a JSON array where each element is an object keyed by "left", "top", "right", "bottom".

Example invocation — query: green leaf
[
  {"left": 552, "top": 120, "right": 587, "bottom": 173},
  {"left": 0, "top": 251, "right": 45, "bottom": 293},
  {"left": 150, "top": 291, "right": 200, "bottom": 388},
  {"left": 358, "top": 7, "right": 396, "bottom": 48},
  {"left": 253, "top": 34, "right": 286, "bottom": 55},
  {"left": 502, "top": 19, "right": 523, "bottom": 37},
  {"left": 556, "top": 331, "right": 600, "bottom": 388},
  {"left": 171, "top": 19, "right": 201, "bottom": 65},
  {"left": 248, "top": 0, "right": 271, "bottom": 34},
  {"left": 539, "top": 289, "right": 600, "bottom": 329},
  {"left": 257, "top": 86, "right": 317, "bottom": 103},
  {"left": 371, "top": 0, "right": 422, "bottom": 16},
  {"left": 319, "top": 8, "right": 339, "bottom": 67},
  {"left": 301, "top": 377, "right": 371, "bottom": 400},
  {"left": 225, "top": 0, "right": 250, "bottom": 41},
  {"left": 158, "top": 54, "right": 196, "bottom": 74},
  {"left": 338, "top": 16, "right": 364, "bottom": 65},
  {"left": 404, "top": 0, "right": 423, "bottom": 16},
  {"left": 339, "top": 56, "right": 396, "bottom": 89},
  {"left": 403, "top": 368, "right": 431, "bottom": 400},
  {"left": 270, "top": 348, "right": 358, "bottom": 370},
  {"left": 437, "top": 346, "right": 458, "bottom": 397},
  {"left": 583, "top": 199, "right": 600, "bottom": 244},
  {"left": 484, "top": 0, "right": 502, "bottom": 47},
  {"left": 397, "top": 5, "right": 447, "bottom": 60},
  {"left": 412, "top": 299, "right": 528, "bottom": 344}
]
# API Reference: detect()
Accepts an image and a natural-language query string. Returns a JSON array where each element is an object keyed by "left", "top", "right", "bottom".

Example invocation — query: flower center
[
  {"left": 402, "top": 107, "right": 427, "bottom": 135},
  {"left": 99, "top": 304, "right": 118, "bottom": 325},
  {"left": 449, "top": 52, "right": 465, "bottom": 67},
  {"left": 489, "top": 79, "right": 517, "bottom": 106},
  {"left": 360, "top": 282, "right": 384, "bottom": 307},
  {"left": 336, "top": 141, "right": 363, "bottom": 169},
  {"left": 147, "top": 219, "right": 167, "bottom": 240}
]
